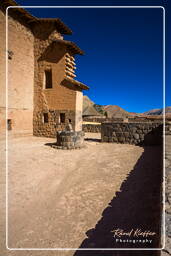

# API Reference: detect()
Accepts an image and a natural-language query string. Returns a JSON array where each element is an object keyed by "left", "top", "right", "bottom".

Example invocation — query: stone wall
[
  {"left": 83, "top": 116, "right": 164, "bottom": 124},
  {"left": 33, "top": 109, "right": 75, "bottom": 138},
  {"left": 83, "top": 117, "right": 122, "bottom": 123},
  {"left": 101, "top": 122, "right": 164, "bottom": 145},
  {"left": 54, "top": 130, "right": 84, "bottom": 149},
  {"left": 0, "top": 9, "right": 34, "bottom": 133},
  {"left": 83, "top": 124, "right": 101, "bottom": 133}
]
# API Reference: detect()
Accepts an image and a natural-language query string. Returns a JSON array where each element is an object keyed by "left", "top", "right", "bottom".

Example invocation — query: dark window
[
  {"left": 43, "top": 113, "right": 48, "bottom": 123},
  {"left": 60, "top": 113, "right": 65, "bottom": 123},
  {"left": 45, "top": 70, "right": 52, "bottom": 89},
  {"left": 8, "top": 50, "right": 13, "bottom": 60},
  {"left": 69, "top": 119, "right": 72, "bottom": 123},
  {"left": 7, "top": 119, "right": 12, "bottom": 130}
]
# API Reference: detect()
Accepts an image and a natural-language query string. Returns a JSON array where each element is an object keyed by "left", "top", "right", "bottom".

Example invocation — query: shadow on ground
[
  {"left": 44, "top": 142, "right": 57, "bottom": 147},
  {"left": 84, "top": 138, "right": 101, "bottom": 142},
  {"left": 74, "top": 145, "right": 163, "bottom": 256}
]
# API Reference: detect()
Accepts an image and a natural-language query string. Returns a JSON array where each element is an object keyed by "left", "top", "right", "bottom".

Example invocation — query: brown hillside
[{"left": 103, "top": 105, "right": 130, "bottom": 118}]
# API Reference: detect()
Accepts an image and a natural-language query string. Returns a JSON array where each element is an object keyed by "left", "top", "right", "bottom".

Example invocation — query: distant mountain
[
  {"left": 83, "top": 95, "right": 94, "bottom": 109},
  {"left": 103, "top": 105, "right": 130, "bottom": 118},
  {"left": 94, "top": 104, "right": 107, "bottom": 116},
  {"left": 144, "top": 107, "right": 171, "bottom": 116},
  {"left": 83, "top": 95, "right": 171, "bottom": 119},
  {"left": 83, "top": 96, "right": 101, "bottom": 116},
  {"left": 83, "top": 96, "right": 132, "bottom": 118}
]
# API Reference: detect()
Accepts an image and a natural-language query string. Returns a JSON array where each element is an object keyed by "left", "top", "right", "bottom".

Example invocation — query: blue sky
[{"left": 13, "top": 0, "right": 170, "bottom": 113}]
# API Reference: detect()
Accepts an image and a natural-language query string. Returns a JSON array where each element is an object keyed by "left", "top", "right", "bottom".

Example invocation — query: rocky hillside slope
[{"left": 83, "top": 95, "right": 171, "bottom": 118}]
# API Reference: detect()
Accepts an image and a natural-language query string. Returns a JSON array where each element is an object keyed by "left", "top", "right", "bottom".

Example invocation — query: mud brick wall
[
  {"left": 32, "top": 22, "right": 82, "bottom": 136},
  {"left": 101, "top": 122, "right": 163, "bottom": 145},
  {"left": 82, "top": 124, "right": 101, "bottom": 133},
  {"left": 0, "top": 10, "right": 34, "bottom": 132}
]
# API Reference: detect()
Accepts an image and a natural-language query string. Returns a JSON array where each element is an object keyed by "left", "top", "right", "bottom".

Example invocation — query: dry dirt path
[{"left": 0, "top": 133, "right": 162, "bottom": 256}]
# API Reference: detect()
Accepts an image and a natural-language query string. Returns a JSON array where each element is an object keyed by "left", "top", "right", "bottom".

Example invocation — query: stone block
[
  {"left": 133, "top": 133, "right": 139, "bottom": 140},
  {"left": 118, "top": 137, "right": 125, "bottom": 143},
  {"left": 116, "top": 132, "right": 124, "bottom": 137},
  {"left": 124, "top": 132, "right": 129, "bottom": 137},
  {"left": 112, "top": 131, "right": 116, "bottom": 136},
  {"left": 112, "top": 137, "right": 118, "bottom": 142},
  {"left": 108, "top": 137, "right": 113, "bottom": 142},
  {"left": 139, "top": 134, "right": 144, "bottom": 140},
  {"left": 102, "top": 136, "right": 109, "bottom": 142}
]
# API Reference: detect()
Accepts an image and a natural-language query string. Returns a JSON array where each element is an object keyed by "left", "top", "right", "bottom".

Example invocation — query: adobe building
[{"left": 0, "top": 0, "right": 89, "bottom": 137}]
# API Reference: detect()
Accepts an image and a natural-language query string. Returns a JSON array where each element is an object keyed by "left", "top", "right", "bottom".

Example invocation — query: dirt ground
[{"left": 0, "top": 133, "right": 162, "bottom": 256}]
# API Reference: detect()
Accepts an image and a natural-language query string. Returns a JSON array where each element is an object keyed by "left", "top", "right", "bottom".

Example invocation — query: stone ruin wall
[
  {"left": 83, "top": 117, "right": 123, "bottom": 123},
  {"left": 83, "top": 123, "right": 101, "bottom": 133},
  {"left": 101, "top": 122, "right": 171, "bottom": 145},
  {"left": 83, "top": 116, "right": 165, "bottom": 123},
  {"left": 83, "top": 121, "right": 170, "bottom": 137},
  {"left": 0, "top": 9, "right": 34, "bottom": 133}
]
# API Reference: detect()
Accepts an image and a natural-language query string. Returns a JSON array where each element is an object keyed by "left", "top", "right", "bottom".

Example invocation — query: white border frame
[{"left": 5, "top": 5, "right": 165, "bottom": 251}]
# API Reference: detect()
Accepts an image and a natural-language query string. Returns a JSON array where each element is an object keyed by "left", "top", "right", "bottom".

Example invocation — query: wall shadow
[
  {"left": 44, "top": 142, "right": 56, "bottom": 147},
  {"left": 38, "top": 42, "right": 65, "bottom": 63},
  {"left": 139, "top": 125, "right": 163, "bottom": 146},
  {"left": 84, "top": 138, "right": 101, "bottom": 142},
  {"left": 73, "top": 145, "right": 163, "bottom": 256}
]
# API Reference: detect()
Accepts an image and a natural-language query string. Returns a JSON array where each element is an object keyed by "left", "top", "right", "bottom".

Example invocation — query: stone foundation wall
[
  {"left": 82, "top": 124, "right": 101, "bottom": 133},
  {"left": 101, "top": 122, "right": 164, "bottom": 145},
  {"left": 83, "top": 117, "right": 122, "bottom": 123},
  {"left": 33, "top": 109, "right": 75, "bottom": 138},
  {"left": 83, "top": 116, "right": 164, "bottom": 124}
]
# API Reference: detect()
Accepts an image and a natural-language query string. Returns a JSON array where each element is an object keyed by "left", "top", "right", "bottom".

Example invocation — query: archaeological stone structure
[
  {"left": 101, "top": 122, "right": 171, "bottom": 146},
  {"left": 0, "top": 0, "right": 89, "bottom": 136},
  {"left": 101, "top": 122, "right": 163, "bottom": 145}
]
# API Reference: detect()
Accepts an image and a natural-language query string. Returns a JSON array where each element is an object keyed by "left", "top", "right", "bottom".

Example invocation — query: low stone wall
[
  {"left": 83, "top": 117, "right": 124, "bottom": 123},
  {"left": 82, "top": 124, "right": 101, "bottom": 133},
  {"left": 83, "top": 122, "right": 171, "bottom": 138},
  {"left": 52, "top": 131, "right": 84, "bottom": 150},
  {"left": 83, "top": 116, "right": 166, "bottom": 124},
  {"left": 83, "top": 117, "right": 106, "bottom": 123},
  {"left": 101, "top": 122, "right": 163, "bottom": 145}
]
